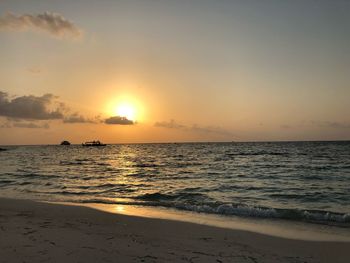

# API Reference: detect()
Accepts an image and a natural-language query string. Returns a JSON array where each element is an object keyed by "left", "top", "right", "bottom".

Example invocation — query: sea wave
[
  {"left": 173, "top": 203, "right": 350, "bottom": 224},
  {"left": 1, "top": 142, "right": 350, "bottom": 227},
  {"left": 75, "top": 198, "right": 350, "bottom": 225},
  {"left": 225, "top": 151, "right": 289, "bottom": 157},
  {"left": 135, "top": 192, "right": 209, "bottom": 202}
]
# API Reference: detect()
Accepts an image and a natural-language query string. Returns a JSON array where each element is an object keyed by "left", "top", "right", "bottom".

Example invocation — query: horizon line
[{"left": 1, "top": 139, "right": 349, "bottom": 147}]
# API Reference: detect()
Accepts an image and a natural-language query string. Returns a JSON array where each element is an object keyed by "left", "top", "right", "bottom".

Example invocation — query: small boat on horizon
[
  {"left": 82, "top": 140, "right": 107, "bottom": 147},
  {"left": 60, "top": 140, "right": 71, "bottom": 145}
]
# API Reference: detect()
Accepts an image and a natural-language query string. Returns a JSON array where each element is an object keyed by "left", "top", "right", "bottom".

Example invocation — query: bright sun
[{"left": 115, "top": 103, "right": 136, "bottom": 121}]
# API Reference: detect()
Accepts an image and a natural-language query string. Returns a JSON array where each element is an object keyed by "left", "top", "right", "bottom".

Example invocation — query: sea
[{"left": 1, "top": 141, "right": 350, "bottom": 228}]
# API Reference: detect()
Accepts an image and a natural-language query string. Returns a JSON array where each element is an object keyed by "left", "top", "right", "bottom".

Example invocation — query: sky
[{"left": 0, "top": 0, "right": 349, "bottom": 144}]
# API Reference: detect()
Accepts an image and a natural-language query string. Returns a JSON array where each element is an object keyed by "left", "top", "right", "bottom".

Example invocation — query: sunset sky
[{"left": 0, "top": 0, "right": 349, "bottom": 144}]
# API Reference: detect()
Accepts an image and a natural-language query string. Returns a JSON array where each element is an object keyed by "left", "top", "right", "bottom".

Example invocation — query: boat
[
  {"left": 60, "top": 140, "right": 71, "bottom": 145},
  {"left": 82, "top": 140, "right": 107, "bottom": 147}
]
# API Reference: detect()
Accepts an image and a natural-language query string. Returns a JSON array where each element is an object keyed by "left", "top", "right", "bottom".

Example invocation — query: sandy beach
[{"left": 0, "top": 198, "right": 349, "bottom": 263}]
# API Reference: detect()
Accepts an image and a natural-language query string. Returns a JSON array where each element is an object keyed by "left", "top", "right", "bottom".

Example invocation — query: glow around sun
[
  {"left": 107, "top": 95, "right": 144, "bottom": 122},
  {"left": 115, "top": 102, "right": 136, "bottom": 121}
]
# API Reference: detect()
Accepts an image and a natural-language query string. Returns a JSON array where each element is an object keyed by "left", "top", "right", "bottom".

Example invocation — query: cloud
[
  {"left": 280, "top": 124, "right": 291, "bottom": 129},
  {"left": 0, "top": 122, "right": 11, "bottom": 128},
  {"left": 154, "top": 119, "right": 234, "bottom": 137},
  {"left": 0, "top": 120, "right": 49, "bottom": 129},
  {"left": 0, "top": 91, "right": 109, "bottom": 127},
  {"left": 311, "top": 121, "right": 350, "bottom": 129},
  {"left": 190, "top": 124, "right": 234, "bottom": 137},
  {"left": 13, "top": 122, "right": 49, "bottom": 129},
  {"left": 105, "top": 116, "right": 134, "bottom": 125},
  {"left": 0, "top": 12, "right": 82, "bottom": 39},
  {"left": 154, "top": 119, "right": 185, "bottom": 129},
  {"left": 63, "top": 113, "right": 99, "bottom": 124},
  {"left": 0, "top": 91, "right": 139, "bottom": 128},
  {"left": 27, "top": 67, "right": 41, "bottom": 74},
  {"left": 0, "top": 91, "right": 64, "bottom": 120}
]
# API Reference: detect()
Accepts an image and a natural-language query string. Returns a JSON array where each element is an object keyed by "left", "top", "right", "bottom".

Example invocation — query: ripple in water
[{"left": 0, "top": 141, "right": 349, "bottom": 225}]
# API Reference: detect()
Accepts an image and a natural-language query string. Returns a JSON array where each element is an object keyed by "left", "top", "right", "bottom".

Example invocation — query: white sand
[{"left": 0, "top": 198, "right": 349, "bottom": 263}]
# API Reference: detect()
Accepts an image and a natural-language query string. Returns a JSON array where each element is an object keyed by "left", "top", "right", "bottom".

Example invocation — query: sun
[
  {"left": 115, "top": 103, "right": 136, "bottom": 121},
  {"left": 107, "top": 94, "right": 143, "bottom": 122}
]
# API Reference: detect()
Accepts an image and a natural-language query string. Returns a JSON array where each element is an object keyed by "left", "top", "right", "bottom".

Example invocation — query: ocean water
[{"left": 0, "top": 141, "right": 349, "bottom": 226}]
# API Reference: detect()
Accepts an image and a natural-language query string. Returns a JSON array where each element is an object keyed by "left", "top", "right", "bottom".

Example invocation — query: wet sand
[{"left": 0, "top": 198, "right": 349, "bottom": 263}]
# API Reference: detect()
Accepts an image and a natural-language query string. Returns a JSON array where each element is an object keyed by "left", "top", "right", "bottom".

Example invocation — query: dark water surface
[{"left": 1, "top": 141, "right": 349, "bottom": 225}]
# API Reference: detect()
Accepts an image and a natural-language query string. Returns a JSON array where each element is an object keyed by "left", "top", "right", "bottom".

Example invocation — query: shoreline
[
  {"left": 74, "top": 201, "right": 350, "bottom": 242},
  {"left": 1, "top": 198, "right": 349, "bottom": 263}
]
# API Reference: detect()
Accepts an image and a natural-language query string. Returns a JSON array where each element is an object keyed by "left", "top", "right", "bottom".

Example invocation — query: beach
[
  {"left": 0, "top": 198, "right": 349, "bottom": 263},
  {"left": 1, "top": 0, "right": 350, "bottom": 261}
]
